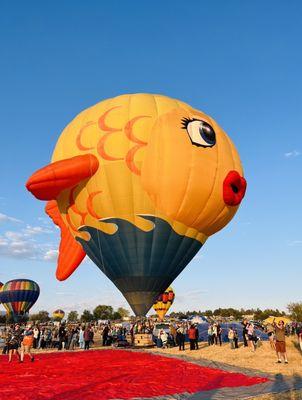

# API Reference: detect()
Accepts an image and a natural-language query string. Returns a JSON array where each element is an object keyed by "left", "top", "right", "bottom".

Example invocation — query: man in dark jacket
[
  {"left": 241, "top": 319, "right": 248, "bottom": 347},
  {"left": 102, "top": 325, "right": 109, "bottom": 346},
  {"left": 58, "top": 324, "right": 67, "bottom": 350}
]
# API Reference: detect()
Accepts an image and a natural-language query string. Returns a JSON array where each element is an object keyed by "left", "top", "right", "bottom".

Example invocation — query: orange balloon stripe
[
  {"left": 124, "top": 115, "right": 150, "bottom": 145},
  {"left": 87, "top": 191, "right": 102, "bottom": 219},
  {"left": 125, "top": 144, "right": 145, "bottom": 175},
  {"left": 98, "top": 106, "right": 122, "bottom": 132},
  {"left": 97, "top": 134, "right": 124, "bottom": 161},
  {"left": 76, "top": 121, "right": 96, "bottom": 151}
]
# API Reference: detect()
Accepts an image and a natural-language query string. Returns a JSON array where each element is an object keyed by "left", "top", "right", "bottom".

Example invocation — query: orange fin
[
  {"left": 26, "top": 154, "right": 99, "bottom": 200},
  {"left": 45, "top": 200, "right": 86, "bottom": 280}
]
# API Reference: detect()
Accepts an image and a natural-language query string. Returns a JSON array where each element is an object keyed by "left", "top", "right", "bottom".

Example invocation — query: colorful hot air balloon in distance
[
  {"left": 0, "top": 279, "right": 40, "bottom": 321},
  {"left": 0, "top": 282, "right": 3, "bottom": 308},
  {"left": 52, "top": 309, "right": 65, "bottom": 320},
  {"left": 153, "top": 287, "right": 175, "bottom": 321},
  {"left": 26, "top": 93, "right": 247, "bottom": 316}
]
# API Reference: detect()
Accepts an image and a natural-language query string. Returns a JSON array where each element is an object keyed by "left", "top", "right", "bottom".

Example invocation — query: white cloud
[
  {"left": 0, "top": 226, "right": 58, "bottom": 261},
  {"left": 24, "top": 225, "right": 53, "bottom": 235},
  {"left": 0, "top": 234, "right": 39, "bottom": 259},
  {"left": 0, "top": 212, "right": 22, "bottom": 224},
  {"left": 43, "top": 249, "right": 58, "bottom": 261},
  {"left": 284, "top": 150, "right": 301, "bottom": 158}
]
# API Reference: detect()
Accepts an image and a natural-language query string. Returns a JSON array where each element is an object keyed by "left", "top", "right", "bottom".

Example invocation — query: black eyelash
[
  {"left": 181, "top": 117, "right": 203, "bottom": 129},
  {"left": 181, "top": 117, "right": 194, "bottom": 129}
]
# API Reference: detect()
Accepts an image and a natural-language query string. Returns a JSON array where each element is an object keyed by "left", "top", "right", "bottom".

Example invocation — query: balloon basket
[{"left": 133, "top": 333, "right": 154, "bottom": 347}]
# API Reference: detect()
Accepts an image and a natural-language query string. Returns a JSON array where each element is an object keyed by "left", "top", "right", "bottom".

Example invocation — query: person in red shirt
[{"left": 188, "top": 325, "right": 196, "bottom": 350}]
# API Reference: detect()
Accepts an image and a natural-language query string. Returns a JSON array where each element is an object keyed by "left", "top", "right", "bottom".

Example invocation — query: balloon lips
[
  {"left": 223, "top": 171, "right": 247, "bottom": 206},
  {"left": 26, "top": 94, "right": 247, "bottom": 316}
]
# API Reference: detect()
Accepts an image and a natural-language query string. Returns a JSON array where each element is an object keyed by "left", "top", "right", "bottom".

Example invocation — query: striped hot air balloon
[
  {"left": 0, "top": 279, "right": 40, "bottom": 322},
  {"left": 52, "top": 309, "right": 65, "bottom": 320},
  {"left": 153, "top": 287, "right": 175, "bottom": 321}
]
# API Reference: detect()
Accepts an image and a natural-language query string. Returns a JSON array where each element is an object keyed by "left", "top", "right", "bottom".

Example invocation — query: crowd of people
[{"left": 1, "top": 318, "right": 302, "bottom": 364}]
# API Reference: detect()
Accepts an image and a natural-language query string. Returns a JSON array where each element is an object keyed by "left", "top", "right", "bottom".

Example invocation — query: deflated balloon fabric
[{"left": 0, "top": 350, "right": 268, "bottom": 400}]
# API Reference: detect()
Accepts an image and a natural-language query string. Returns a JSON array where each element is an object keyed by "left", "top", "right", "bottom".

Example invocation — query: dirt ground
[
  {"left": 148, "top": 338, "right": 302, "bottom": 399},
  {"left": 148, "top": 338, "right": 302, "bottom": 376},
  {"left": 253, "top": 390, "right": 302, "bottom": 399}
]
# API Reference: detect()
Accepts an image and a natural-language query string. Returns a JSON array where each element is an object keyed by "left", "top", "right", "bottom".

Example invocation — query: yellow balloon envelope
[
  {"left": 153, "top": 287, "right": 175, "bottom": 320},
  {"left": 26, "top": 94, "right": 247, "bottom": 316},
  {"left": 53, "top": 309, "right": 65, "bottom": 320}
]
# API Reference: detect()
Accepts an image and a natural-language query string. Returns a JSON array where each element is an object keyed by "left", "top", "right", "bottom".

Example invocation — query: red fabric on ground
[{"left": 1, "top": 349, "right": 267, "bottom": 399}]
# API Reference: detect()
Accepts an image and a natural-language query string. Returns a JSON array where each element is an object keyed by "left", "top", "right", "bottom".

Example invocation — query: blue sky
[{"left": 0, "top": 1, "right": 301, "bottom": 315}]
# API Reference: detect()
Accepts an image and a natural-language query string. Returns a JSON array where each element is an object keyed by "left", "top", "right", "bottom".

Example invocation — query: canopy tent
[{"left": 263, "top": 316, "right": 291, "bottom": 325}]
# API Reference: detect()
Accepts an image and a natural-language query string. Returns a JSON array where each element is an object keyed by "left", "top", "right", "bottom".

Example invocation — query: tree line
[
  {"left": 28, "top": 305, "right": 130, "bottom": 323},
  {"left": 1, "top": 302, "right": 301, "bottom": 323},
  {"left": 170, "top": 302, "right": 302, "bottom": 322}
]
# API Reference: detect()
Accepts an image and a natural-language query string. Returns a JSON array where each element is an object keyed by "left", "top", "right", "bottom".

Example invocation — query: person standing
[
  {"left": 102, "top": 325, "right": 109, "bottom": 346},
  {"left": 84, "top": 325, "right": 93, "bottom": 350},
  {"left": 6, "top": 324, "right": 22, "bottom": 362},
  {"left": 207, "top": 324, "right": 213, "bottom": 346},
  {"left": 234, "top": 328, "right": 239, "bottom": 348},
  {"left": 170, "top": 324, "right": 177, "bottom": 347},
  {"left": 188, "top": 325, "right": 196, "bottom": 350},
  {"left": 194, "top": 324, "right": 199, "bottom": 350},
  {"left": 33, "top": 325, "right": 40, "bottom": 349},
  {"left": 176, "top": 325, "right": 185, "bottom": 351},
  {"left": 20, "top": 324, "right": 34, "bottom": 362},
  {"left": 228, "top": 327, "right": 235, "bottom": 349},
  {"left": 212, "top": 323, "right": 218, "bottom": 345},
  {"left": 274, "top": 320, "right": 288, "bottom": 364},
  {"left": 241, "top": 319, "right": 248, "bottom": 347},
  {"left": 79, "top": 326, "right": 85, "bottom": 349},
  {"left": 58, "top": 323, "right": 67, "bottom": 350},
  {"left": 247, "top": 322, "right": 255, "bottom": 352},
  {"left": 266, "top": 323, "right": 276, "bottom": 350},
  {"left": 217, "top": 324, "right": 222, "bottom": 346}
]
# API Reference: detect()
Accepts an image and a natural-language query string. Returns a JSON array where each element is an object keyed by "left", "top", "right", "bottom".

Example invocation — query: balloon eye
[{"left": 181, "top": 118, "right": 216, "bottom": 147}]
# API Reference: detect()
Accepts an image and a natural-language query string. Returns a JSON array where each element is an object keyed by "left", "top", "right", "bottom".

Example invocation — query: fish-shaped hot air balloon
[
  {"left": 26, "top": 94, "right": 246, "bottom": 316},
  {"left": 153, "top": 287, "right": 175, "bottom": 321}
]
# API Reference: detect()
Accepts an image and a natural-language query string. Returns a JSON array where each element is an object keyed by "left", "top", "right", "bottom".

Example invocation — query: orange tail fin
[{"left": 45, "top": 200, "right": 86, "bottom": 280}]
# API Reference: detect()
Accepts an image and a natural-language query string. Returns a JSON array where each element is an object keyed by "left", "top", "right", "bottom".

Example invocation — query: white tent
[{"left": 190, "top": 316, "right": 208, "bottom": 324}]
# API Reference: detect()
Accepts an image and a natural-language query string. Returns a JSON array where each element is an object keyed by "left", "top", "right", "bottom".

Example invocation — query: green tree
[
  {"left": 80, "top": 309, "right": 94, "bottom": 322},
  {"left": 93, "top": 305, "right": 113, "bottom": 320},
  {"left": 112, "top": 311, "right": 122, "bottom": 320},
  {"left": 30, "top": 310, "right": 50, "bottom": 323},
  {"left": 287, "top": 302, "right": 302, "bottom": 322},
  {"left": 67, "top": 311, "right": 79, "bottom": 322},
  {"left": 117, "top": 307, "right": 130, "bottom": 319}
]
